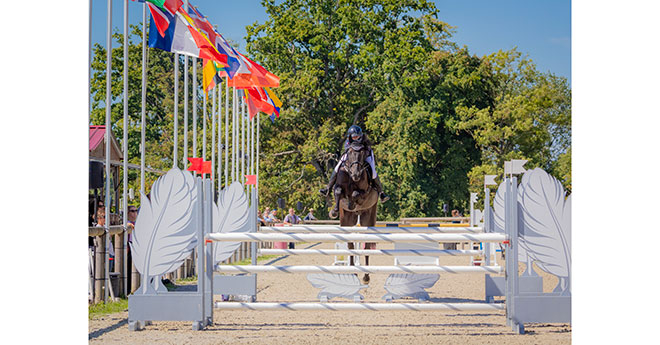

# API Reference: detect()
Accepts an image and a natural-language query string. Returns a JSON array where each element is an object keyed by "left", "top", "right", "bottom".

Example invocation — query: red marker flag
[
  {"left": 201, "top": 161, "right": 212, "bottom": 175},
  {"left": 187, "top": 157, "right": 203, "bottom": 172},
  {"left": 245, "top": 175, "right": 257, "bottom": 185}
]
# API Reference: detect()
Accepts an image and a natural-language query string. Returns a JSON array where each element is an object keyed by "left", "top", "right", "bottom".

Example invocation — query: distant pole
[
  {"left": 257, "top": 112, "right": 260, "bottom": 211},
  {"left": 217, "top": 82, "right": 222, "bottom": 191},
  {"left": 88, "top": 0, "right": 92, "bottom": 119},
  {"left": 211, "top": 85, "right": 216, "bottom": 183},
  {"left": 193, "top": 58, "right": 198, "bottom": 160},
  {"left": 122, "top": 0, "right": 129, "bottom": 298},
  {"left": 203, "top": 83, "right": 207, "bottom": 162},
  {"left": 241, "top": 93, "right": 245, "bottom": 185},
  {"left": 231, "top": 87, "right": 236, "bottom": 182},
  {"left": 224, "top": 80, "right": 229, "bottom": 185},
  {"left": 104, "top": 0, "right": 112, "bottom": 303},
  {"left": 173, "top": 53, "right": 179, "bottom": 167},
  {"left": 140, "top": 2, "right": 147, "bottom": 194}
]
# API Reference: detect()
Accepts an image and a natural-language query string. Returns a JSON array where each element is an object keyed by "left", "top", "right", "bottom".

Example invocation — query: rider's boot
[
  {"left": 319, "top": 170, "right": 337, "bottom": 196},
  {"left": 373, "top": 176, "right": 390, "bottom": 202}
]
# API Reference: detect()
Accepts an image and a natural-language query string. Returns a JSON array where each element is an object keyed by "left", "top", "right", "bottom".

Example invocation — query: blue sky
[{"left": 91, "top": 0, "right": 570, "bottom": 83}]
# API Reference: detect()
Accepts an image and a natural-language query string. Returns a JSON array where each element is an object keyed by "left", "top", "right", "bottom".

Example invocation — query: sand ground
[{"left": 89, "top": 242, "right": 571, "bottom": 344}]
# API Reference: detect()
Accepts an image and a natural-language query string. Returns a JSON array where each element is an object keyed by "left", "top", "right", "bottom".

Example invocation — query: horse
[{"left": 332, "top": 142, "right": 379, "bottom": 283}]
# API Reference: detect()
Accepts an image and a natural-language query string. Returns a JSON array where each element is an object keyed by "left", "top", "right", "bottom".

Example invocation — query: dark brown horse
[{"left": 333, "top": 143, "right": 379, "bottom": 283}]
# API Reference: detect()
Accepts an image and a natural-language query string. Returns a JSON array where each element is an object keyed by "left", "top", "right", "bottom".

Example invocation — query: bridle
[{"left": 342, "top": 146, "right": 369, "bottom": 180}]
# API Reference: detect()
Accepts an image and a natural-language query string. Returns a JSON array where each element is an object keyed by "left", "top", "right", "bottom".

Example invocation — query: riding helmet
[{"left": 347, "top": 125, "right": 363, "bottom": 142}]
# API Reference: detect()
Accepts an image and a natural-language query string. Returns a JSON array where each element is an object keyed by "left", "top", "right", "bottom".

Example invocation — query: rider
[{"left": 320, "top": 125, "right": 389, "bottom": 216}]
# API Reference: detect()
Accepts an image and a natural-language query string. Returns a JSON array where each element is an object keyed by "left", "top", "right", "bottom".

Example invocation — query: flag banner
[
  {"left": 484, "top": 175, "right": 498, "bottom": 186},
  {"left": 187, "top": 157, "right": 203, "bottom": 172}
]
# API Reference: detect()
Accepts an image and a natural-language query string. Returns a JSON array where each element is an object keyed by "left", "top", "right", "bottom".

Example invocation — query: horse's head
[{"left": 345, "top": 145, "right": 368, "bottom": 182}]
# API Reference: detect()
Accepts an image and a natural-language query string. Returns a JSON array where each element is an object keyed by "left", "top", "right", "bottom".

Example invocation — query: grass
[
  {"left": 89, "top": 298, "right": 128, "bottom": 319},
  {"left": 230, "top": 254, "right": 280, "bottom": 266}
]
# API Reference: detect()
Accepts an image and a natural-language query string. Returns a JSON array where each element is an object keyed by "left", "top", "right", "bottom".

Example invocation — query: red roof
[
  {"left": 89, "top": 125, "right": 123, "bottom": 160},
  {"left": 89, "top": 125, "right": 105, "bottom": 151}
]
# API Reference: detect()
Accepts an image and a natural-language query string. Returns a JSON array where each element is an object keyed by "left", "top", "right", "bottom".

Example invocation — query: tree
[
  {"left": 246, "top": 0, "right": 466, "bottom": 218},
  {"left": 449, "top": 49, "right": 572, "bottom": 194}
]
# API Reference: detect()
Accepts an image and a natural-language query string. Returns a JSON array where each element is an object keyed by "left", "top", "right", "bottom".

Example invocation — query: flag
[
  {"left": 187, "top": 157, "right": 203, "bottom": 172},
  {"left": 149, "top": 10, "right": 229, "bottom": 69},
  {"left": 264, "top": 87, "right": 282, "bottom": 117},
  {"left": 201, "top": 161, "right": 212, "bottom": 175},
  {"left": 178, "top": 10, "right": 228, "bottom": 64},
  {"left": 202, "top": 59, "right": 223, "bottom": 93},
  {"left": 245, "top": 87, "right": 275, "bottom": 120},
  {"left": 245, "top": 175, "right": 257, "bottom": 185},
  {"left": 134, "top": 0, "right": 183, "bottom": 37},
  {"left": 187, "top": 4, "right": 242, "bottom": 78},
  {"left": 149, "top": 10, "right": 197, "bottom": 56},
  {"left": 225, "top": 54, "right": 279, "bottom": 88}
]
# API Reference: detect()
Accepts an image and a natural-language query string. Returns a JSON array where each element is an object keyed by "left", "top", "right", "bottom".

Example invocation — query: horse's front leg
[{"left": 329, "top": 185, "right": 343, "bottom": 219}]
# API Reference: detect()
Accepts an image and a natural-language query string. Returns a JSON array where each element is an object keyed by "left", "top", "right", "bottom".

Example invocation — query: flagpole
[
  {"left": 89, "top": 0, "right": 92, "bottom": 119},
  {"left": 141, "top": 2, "right": 147, "bottom": 195},
  {"left": 183, "top": 2, "right": 189, "bottom": 170},
  {"left": 203, "top": 82, "right": 207, "bottom": 163},
  {"left": 104, "top": 0, "right": 112, "bottom": 304},
  {"left": 217, "top": 82, "right": 222, "bottom": 191},
  {"left": 257, "top": 112, "right": 260, "bottom": 215},
  {"left": 122, "top": 0, "right": 129, "bottom": 299},
  {"left": 211, "top": 85, "right": 216, "bottom": 184},
  {"left": 174, "top": 53, "right": 179, "bottom": 167},
  {"left": 241, "top": 93, "right": 245, "bottom": 185},
  {"left": 225, "top": 80, "right": 229, "bottom": 186},
  {"left": 232, "top": 87, "right": 236, "bottom": 182},
  {"left": 193, "top": 59, "right": 198, "bottom": 161}
]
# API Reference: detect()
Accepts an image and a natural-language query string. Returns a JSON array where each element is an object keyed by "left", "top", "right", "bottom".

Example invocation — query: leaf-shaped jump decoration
[
  {"left": 518, "top": 168, "right": 571, "bottom": 294},
  {"left": 494, "top": 179, "right": 532, "bottom": 264},
  {"left": 130, "top": 168, "right": 198, "bottom": 294},
  {"left": 213, "top": 181, "right": 251, "bottom": 264},
  {"left": 493, "top": 181, "right": 506, "bottom": 233},
  {"left": 307, "top": 273, "right": 368, "bottom": 301},
  {"left": 382, "top": 274, "right": 439, "bottom": 301}
]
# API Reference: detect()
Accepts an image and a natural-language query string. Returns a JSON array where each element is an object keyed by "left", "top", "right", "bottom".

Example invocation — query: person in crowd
[
  {"left": 283, "top": 208, "right": 301, "bottom": 249},
  {"left": 126, "top": 205, "right": 138, "bottom": 289},
  {"left": 95, "top": 208, "right": 115, "bottom": 271},
  {"left": 303, "top": 208, "right": 317, "bottom": 222},
  {"left": 262, "top": 207, "right": 271, "bottom": 222},
  {"left": 269, "top": 209, "right": 280, "bottom": 223},
  {"left": 451, "top": 209, "right": 462, "bottom": 223}
]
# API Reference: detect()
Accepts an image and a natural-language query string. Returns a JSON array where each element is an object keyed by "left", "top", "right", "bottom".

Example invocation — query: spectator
[
  {"left": 269, "top": 209, "right": 280, "bottom": 223},
  {"left": 126, "top": 205, "right": 138, "bottom": 289},
  {"left": 262, "top": 207, "right": 271, "bottom": 222},
  {"left": 95, "top": 208, "right": 115, "bottom": 271},
  {"left": 283, "top": 208, "right": 301, "bottom": 249},
  {"left": 451, "top": 209, "right": 462, "bottom": 223},
  {"left": 303, "top": 208, "right": 317, "bottom": 221}
]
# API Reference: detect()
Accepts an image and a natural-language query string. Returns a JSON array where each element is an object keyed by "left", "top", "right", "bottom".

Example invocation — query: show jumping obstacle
[{"left": 128, "top": 162, "right": 571, "bottom": 334}]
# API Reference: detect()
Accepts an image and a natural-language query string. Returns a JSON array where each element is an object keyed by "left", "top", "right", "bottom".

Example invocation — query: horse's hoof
[
  {"left": 348, "top": 202, "right": 355, "bottom": 211},
  {"left": 362, "top": 274, "right": 370, "bottom": 284},
  {"left": 329, "top": 209, "right": 338, "bottom": 219},
  {"left": 351, "top": 191, "right": 361, "bottom": 198}
]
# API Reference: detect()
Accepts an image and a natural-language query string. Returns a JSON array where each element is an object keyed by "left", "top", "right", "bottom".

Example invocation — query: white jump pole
[
  {"left": 215, "top": 265, "right": 503, "bottom": 274},
  {"left": 207, "top": 232, "right": 506, "bottom": 243},
  {"left": 259, "top": 249, "right": 483, "bottom": 256},
  {"left": 215, "top": 302, "right": 505, "bottom": 312},
  {"left": 259, "top": 226, "right": 484, "bottom": 234}
]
